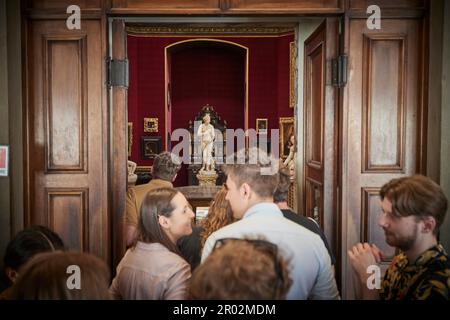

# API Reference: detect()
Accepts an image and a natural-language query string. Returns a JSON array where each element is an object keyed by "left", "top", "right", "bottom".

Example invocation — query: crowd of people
[{"left": 0, "top": 150, "right": 449, "bottom": 300}]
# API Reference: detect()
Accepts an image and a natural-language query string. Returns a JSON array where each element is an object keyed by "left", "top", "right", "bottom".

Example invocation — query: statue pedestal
[{"left": 196, "top": 170, "right": 218, "bottom": 187}]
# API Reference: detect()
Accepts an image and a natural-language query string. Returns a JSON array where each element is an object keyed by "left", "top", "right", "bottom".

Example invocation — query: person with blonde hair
[
  {"left": 10, "top": 251, "right": 110, "bottom": 300},
  {"left": 111, "top": 187, "right": 194, "bottom": 300}
]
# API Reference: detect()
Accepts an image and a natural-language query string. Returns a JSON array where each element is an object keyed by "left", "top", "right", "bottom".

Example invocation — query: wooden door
[
  {"left": 341, "top": 18, "right": 427, "bottom": 299},
  {"left": 24, "top": 18, "right": 109, "bottom": 262},
  {"left": 303, "top": 18, "right": 340, "bottom": 275}
]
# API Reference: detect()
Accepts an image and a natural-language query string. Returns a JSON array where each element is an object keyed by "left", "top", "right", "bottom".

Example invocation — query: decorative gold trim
[
  {"left": 289, "top": 41, "right": 296, "bottom": 109},
  {"left": 135, "top": 166, "right": 152, "bottom": 174},
  {"left": 143, "top": 117, "right": 158, "bottom": 133},
  {"left": 127, "top": 122, "right": 133, "bottom": 157},
  {"left": 127, "top": 24, "right": 295, "bottom": 37},
  {"left": 279, "top": 117, "right": 295, "bottom": 159}
]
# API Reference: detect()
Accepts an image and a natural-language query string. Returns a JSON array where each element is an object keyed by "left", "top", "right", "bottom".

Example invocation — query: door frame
[{"left": 108, "top": 14, "right": 343, "bottom": 286}]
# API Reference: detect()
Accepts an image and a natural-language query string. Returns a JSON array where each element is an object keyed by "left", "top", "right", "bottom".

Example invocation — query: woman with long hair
[
  {"left": 111, "top": 187, "right": 195, "bottom": 300},
  {"left": 178, "top": 186, "right": 235, "bottom": 270}
]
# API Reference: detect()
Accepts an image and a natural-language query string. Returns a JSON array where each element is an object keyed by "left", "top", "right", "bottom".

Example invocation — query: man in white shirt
[{"left": 201, "top": 148, "right": 340, "bottom": 300}]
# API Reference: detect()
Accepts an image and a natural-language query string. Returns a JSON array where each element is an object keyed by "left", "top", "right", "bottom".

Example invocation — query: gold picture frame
[
  {"left": 279, "top": 117, "right": 294, "bottom": 159},
  {"left": 144, "top": 117, "right": 159, "bottom": 133},
  {"left": 289, "top": 41, "right": 296, "bottom": 109},
  {"left": 127, "top": 122, "right": 133, "bottom": 157},
  {"left": 256, "top": 118, "right": 268, "bottom": 134}
]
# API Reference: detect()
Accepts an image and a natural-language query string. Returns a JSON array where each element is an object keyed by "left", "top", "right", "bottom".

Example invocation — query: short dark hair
[
  {"left": 3, "top": 226, "right": 65, "bottom": 272},
  {"left": 152, "top": 152, "right": 181, "bottom": 181},
  {"left": 223, "top": 148, "right": 278, "bottom": 199},
  {"left": 273, "top": 167, "right": 291, "bottom": 203},
  {"left": 380, "top": 175, "right": 448, "bottom": 235},
  {"left": 10, "top": 251, "right": 111, "bottom": 300},
  {"left": 136, "top": 187, "right": 181, "bottom": 254}
]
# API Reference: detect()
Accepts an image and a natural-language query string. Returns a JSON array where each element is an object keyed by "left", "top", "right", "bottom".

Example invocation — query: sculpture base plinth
[{"left": 196, "top": 171, "right": 218, "bottom": 187}]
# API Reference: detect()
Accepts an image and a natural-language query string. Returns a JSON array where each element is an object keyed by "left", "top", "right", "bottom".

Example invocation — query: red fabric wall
[{"left": 127, "top": 34, "right": 294, "bottom": 186}]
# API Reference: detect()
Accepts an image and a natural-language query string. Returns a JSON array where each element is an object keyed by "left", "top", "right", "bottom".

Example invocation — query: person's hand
[{"left": 348, "top": 243, "right": 382, "bottom": 282}]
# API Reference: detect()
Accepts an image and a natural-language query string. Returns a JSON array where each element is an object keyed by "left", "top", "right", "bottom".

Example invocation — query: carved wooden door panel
[
  {"left": 303, "top": 19, "right": 339, "bottom": 271},
  {"left": 341, "top": 19, "right": 426, "bottom": 299},
  {"left": 25, "top": 19, "right": 109, "bottom": 262}
]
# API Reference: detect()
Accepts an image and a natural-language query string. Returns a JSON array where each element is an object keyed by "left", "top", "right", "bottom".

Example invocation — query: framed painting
[
  {"left": 141, "top": 136, "right": 162, "bottom": 159},
  {"left": 256, "top": 118, "right": 268, "bottom": 134},
  {"left": 279, "top": 117, "right": 295, "bottom": 159},
  {"left": 127, "top": 122, "right": 133, "bottom": 157},
  {"left": 144, "top": 117, "right": 158, "bottom": 133},
  {"left": 0, "top": 145, "right": 9, "bottom": 177}
]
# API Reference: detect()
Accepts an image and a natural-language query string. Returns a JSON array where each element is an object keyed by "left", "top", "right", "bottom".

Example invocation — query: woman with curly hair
[
  {"left": 178, "top": 186, "right": 235, "bottom": 270},
  {"left": 200, "top": 187, "right": 235, "bottom": 247}
]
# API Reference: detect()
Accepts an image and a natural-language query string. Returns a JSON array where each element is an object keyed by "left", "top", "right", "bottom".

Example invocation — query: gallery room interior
[{"left": 0, "top": 0, "right": 450, "bottom": 300}]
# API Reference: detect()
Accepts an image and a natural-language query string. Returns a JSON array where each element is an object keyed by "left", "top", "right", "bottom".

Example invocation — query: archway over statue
[{"left": 166, "top": 39, "right": 248, "bottom": 186}]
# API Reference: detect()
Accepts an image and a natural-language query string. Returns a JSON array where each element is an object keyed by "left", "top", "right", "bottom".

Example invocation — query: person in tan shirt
[
  {"left": 125, "top": 152, "right": 181, "bottom": 247},
  {"left": 111, "top": 187, "right": 195, "bottom": 300}
]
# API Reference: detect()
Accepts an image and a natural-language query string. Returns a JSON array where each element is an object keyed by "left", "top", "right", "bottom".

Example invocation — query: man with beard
[{"left": 348, "top": 175, "right": 450, "bottom": 300}]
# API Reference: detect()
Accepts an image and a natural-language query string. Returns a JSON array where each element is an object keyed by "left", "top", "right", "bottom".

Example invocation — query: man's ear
[
  {"left": 6, "top": 267, "right": 18, "bottom": 283},
  {"left": 422, "top": 216, "right": 437, "bottom": 234},
  {"left": 241, "top": 183, "right": 252, "bottom": 200}
]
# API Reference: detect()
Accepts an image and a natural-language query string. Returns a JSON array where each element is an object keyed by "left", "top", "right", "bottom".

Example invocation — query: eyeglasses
[{"left": 212, "top": 238, "right": 285, "bottom": 299}]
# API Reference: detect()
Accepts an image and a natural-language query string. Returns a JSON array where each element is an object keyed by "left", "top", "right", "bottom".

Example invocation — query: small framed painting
[
  {"left": 141, "top": 136, "right": 162, "bottom": 160},
  {"left": 144, "top": 118, "right": 159, "bottom": 133},
  {"left": 256, "top": 118, "right": 268, "bottom": 134},
  {"left": 0, "top": 145, "right": 9, "bottom": 177}
]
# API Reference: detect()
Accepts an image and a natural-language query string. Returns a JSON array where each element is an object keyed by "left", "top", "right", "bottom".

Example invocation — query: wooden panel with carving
[
  {"left": 25, "top": 19, "right": 108, "bottom": 262},
  {"left": 226, "top": 0, "right": 342, "bottom": 13},
  {"left": 305, "top": 178, "right": 324, "bottom": 228},
  {"left": 46, "top": 188, "right": 89, "bottom": 251},
  {"left": 110, "top": 0, "right": 221, "bottom": 14},
  {"left": 43, "top": 35, "right": 88, "bottom": 173},
  {"left": 302, "top": 19, "right": 339, "bottom": 270},
  {"left": 362, "top": 35, "right": 406, "bottom": 173},
  {"left": 349, "top": 0, "right": 425, "bottom": 10},
  {"left": 347, "top": 0, "right": 426, "bottom": 18},
  {"left": 360, "top": 187, "right": 396, "bottom": 263},
  {"left": 24, "top": 0, "right": 103, "bottom": 10},
  {"left": 341, "top": 18, "right": 425, "bottom": 299},
  {"left": 305, "top": 33, "right": 325, "bottom": 171}
]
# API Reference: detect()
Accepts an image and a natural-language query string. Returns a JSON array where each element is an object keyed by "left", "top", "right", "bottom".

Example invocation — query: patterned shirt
[{"left": 380, "top": 244, "right": 450, "bottom": 300}]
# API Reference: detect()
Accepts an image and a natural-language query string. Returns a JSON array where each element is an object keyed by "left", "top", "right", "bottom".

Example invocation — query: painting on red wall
[
  {"left": 141, "top": 136, "right": 162, "bottom": 160},
  {"left": 144, "top": 117, "right": 159, "bottom": 133},
  {"left": 256, "top": 118, "right": 268, "bottom": 134}
]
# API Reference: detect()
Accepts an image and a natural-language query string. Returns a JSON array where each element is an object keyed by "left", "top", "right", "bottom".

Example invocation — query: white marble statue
[
  {"left": 197, "top": 113, "right": 215, "bottom": 172},
  {"left": 127, "top": 160, "right": 138, "bottom": 186}
]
